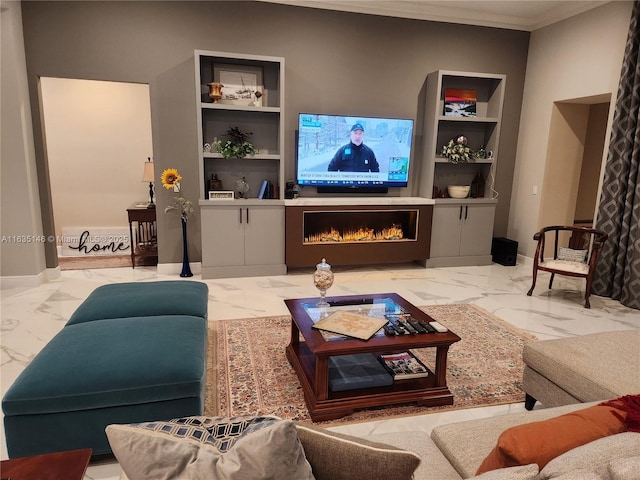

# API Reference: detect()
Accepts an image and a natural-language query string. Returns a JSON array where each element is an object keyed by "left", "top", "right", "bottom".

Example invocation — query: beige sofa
[
  {"left": 115, "top": 400, "right": 638, "bottom": 480},
  {"left": 521, "top": 331, "right": 640, "bottom": 410},
  {"left": 365, "top": 401, "right": 639, "bottom": 480}
]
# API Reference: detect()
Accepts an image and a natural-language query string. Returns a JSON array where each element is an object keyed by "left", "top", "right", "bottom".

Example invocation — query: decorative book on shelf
[
  {"left": 312, "top": 311, "right": 388, "bottom": 340},
  {"left": 444, "top": 88, "right": 477, "bottom": 117},
  {"left": 378, "top": 351, "right": 429, "bottom": 380}
]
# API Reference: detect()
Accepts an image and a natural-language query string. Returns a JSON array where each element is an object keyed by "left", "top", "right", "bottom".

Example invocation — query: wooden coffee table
[
  {"left": 0, "top": 448, "right": 92, "bottom": 480},
  {"left": 284, "top": 293, "right": 461, "bottom": 421}
]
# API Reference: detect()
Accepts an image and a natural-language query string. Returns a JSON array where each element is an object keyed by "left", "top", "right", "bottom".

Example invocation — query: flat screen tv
[{"left": 296, "top": 113, "right": 414, "bottom": 192}]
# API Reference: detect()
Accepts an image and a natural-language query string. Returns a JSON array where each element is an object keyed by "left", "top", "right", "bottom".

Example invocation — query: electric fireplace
[{"left": 285, "top": 204, "right": 433, "bottom": 268}]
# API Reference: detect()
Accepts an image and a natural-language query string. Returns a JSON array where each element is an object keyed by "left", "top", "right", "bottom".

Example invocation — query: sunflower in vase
[{"left": 161, "top": 168, "right": 194, "bottom": 221}]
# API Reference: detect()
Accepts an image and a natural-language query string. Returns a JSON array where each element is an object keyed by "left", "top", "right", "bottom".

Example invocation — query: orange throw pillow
[{"left": 475, "top": 404, "right": 627, "bottom": 475}]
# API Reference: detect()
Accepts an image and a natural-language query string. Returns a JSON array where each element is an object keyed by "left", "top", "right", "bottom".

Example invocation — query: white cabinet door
[
  {"left": 459, "top": 204, "right": 495, "bottom": 256},
  {"left": 430, "top": 204, "right": 464, "bottom": 258},
  {"left": 201, "top": 206, "right": 245, "bottom": 267},
  {"left": 244, "top": 205, "right": 285, "bottom": 266},
  {"left": 429, "top": 202, "right": 496, "bottom": 263}
]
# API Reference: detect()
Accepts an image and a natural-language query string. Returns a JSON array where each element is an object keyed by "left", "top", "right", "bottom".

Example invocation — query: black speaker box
[{"left": 492, "top": 237, "right": 518, "bottom": 266}]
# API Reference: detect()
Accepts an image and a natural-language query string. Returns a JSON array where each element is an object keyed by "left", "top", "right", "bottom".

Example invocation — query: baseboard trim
[{"left": 156, "top": 262, "right": 201, "bottom": 276}]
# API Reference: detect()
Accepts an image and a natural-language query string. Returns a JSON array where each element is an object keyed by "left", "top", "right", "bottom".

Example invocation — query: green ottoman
[
  {"left": 66, "top": 280, "right": 208, "bottom": 325},
  {"left": 3, "top": 315, "right": 207, "bottom": 458},
  {"left": 2, "top": 281, "right": 209, "bottom": 458}
]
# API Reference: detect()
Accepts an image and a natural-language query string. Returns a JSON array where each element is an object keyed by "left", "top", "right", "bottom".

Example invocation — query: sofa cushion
[
  {"left": 475, "top": 404, "right": 627, "bottom": 474},
  {"left": 367, "top": 431, "right": 462, "bottom": 480},
  {"left": 2, "top": 315, "right": 207, "bottom": 415},
  {"left": 107, "top": 416, "right": 315, "bottom": 480},
  {"left": 66, "top": 280, "right": 208, "bottom": 325},
  {"left": 470, "top": 464, "right": 539, "bottom": 479},
  {"left": 431, "top": 402, "right": 598, "bottom": 478},
  {"left": 522, "top": 331, "right": 640, "bottom": 402},
  {"left": 294, "top": 422, "right": 421, "bottom": 480},
  {"left": 539, "top": 432, "right": 640, "bottom": 479},
  {"left": 608, "top": 455, "right": 640, "bottom": 480}
]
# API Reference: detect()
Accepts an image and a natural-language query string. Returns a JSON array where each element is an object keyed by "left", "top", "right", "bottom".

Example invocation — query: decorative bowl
[{"left": 447, "top": 185, "right": 470, "bottom": 198}]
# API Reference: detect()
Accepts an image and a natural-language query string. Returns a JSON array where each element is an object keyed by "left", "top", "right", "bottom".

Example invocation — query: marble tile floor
[{"left": 1, "top": 261, "right": 639, "bottom": 479}]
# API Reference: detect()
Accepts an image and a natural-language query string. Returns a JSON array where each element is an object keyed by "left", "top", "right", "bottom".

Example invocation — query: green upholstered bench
[
  {"left": 2, "top": 281, "right": 209, "bottom": 458},
  {"left": 66, "top": 280, "right": 209, "bottom": 325}
]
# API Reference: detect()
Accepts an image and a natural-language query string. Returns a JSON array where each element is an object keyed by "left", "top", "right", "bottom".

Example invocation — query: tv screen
[{"left": 296, "top": 113, "right": 414, "bottom": 190}]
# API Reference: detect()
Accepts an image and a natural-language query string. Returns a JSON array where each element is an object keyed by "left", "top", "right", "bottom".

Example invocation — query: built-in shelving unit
[
  {"left": 194, "top": 50, "right": 286, "bottom": 279},
  {"left": 417, "top": 70, "right": 506, "bottom": 267},
  {"left": 195, "top": 50, "right": 285, "bottom": 200}
]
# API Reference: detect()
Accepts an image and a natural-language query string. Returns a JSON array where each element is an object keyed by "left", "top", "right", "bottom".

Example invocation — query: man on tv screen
[{"left": 327, "top": 123, "right": 380, "bottom": 172}]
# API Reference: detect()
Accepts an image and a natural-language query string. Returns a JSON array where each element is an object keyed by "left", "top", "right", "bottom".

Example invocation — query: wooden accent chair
[{"left": 527, "top": 225, "right": 608, "bottom": 308}]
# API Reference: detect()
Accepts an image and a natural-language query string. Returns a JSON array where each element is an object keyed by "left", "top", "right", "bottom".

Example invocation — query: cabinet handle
[
  {"left": 246, "top": 208, "right": 249, "bottom": 224},
  {"left": 239, "top": 208, "right": 243, "bottom": 224},
  {"left": 459, "top": 206, "right": 463, "bottom": 220}
]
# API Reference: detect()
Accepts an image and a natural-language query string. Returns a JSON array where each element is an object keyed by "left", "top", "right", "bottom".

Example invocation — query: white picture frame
[
  {"left": 208, "top": 190, "right": 235, "bottom": 200},
  {"left": 213, "top": 63, "right": 264, "bottom": 107}
]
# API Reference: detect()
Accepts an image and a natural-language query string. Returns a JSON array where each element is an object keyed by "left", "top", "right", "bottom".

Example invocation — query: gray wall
[
  {"left": 20, "top": 1, "right": 529, "bottom": 265},
  {"left": 1, "top": 1, "right": 46, "bottom": 281}
]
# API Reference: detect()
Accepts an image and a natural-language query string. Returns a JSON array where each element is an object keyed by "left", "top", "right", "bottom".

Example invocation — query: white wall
[
  {"left": 507, "top": 1, "right": 633, "bottom": 257},
  {"left": 39, "top": 78, "right": 153, "bottom": 250},
  {"left": 0, "top": 1, "right": 46, "bottom": 284}
]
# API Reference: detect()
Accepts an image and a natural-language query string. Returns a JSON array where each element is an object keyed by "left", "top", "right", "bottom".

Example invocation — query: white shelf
[
  {"left": 203, "top": 152, "right": 281, "bottom": 161},
  {"left": 201, "top": 103, "right": 280, "bottom": 114},
  {"left": 437, "top": 115, "right": 500, "bottom": 123}
]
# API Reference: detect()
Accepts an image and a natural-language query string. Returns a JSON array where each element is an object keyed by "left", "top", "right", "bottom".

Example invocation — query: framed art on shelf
[
  {"left": 208, "top": 190, "right": 235, "bottom": 200},
  {"left": 444, "top": 88, "right": 477, "bottom": 117},
  {"left": 213, "top": 63, "right": 264, "bottom": 107}
]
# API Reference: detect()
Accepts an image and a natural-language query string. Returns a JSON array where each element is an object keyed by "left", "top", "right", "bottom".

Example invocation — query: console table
[{"left": 127, "top": 204, "right": 158, "bottom": 268}]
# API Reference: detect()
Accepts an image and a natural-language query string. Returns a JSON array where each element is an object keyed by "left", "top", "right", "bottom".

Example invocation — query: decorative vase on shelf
[
  {"left": 236, "top": 177, "right": 250, "bottom": 199},
  {"left": 180, "top": 217, "right": 193, "bottom": 278},
  {"left": 313, "top": 258, "right": 334, "bottom": 307},
  {"left": 207, "top": 82, "right": 223, "bottom": 104}
]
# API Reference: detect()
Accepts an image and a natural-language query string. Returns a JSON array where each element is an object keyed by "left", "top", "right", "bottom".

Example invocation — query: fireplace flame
[{"left": 305, "top": 224, "right": 405, "bottom": 244}]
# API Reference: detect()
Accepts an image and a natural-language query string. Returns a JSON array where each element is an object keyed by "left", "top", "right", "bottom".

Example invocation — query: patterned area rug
[{"left": 206, "top": 304, "right": 537, "bottom": 425}]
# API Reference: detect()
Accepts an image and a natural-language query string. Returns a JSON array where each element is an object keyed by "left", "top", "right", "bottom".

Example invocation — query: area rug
[{"left": 206, "top": 304, "right": 537, "bottom": 424}]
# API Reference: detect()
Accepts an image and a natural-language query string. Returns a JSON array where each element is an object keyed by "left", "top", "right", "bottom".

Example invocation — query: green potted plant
[{"left": 214, "top": 127, "right": 258, "bottom": 159}]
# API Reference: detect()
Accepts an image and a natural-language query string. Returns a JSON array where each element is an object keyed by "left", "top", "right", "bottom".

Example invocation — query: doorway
[
  {"left": 38, "top": 78, "right": 154, "bottom": 269},
  {"left": 538, "top": 95, "right": 611, "bottom": 230}
]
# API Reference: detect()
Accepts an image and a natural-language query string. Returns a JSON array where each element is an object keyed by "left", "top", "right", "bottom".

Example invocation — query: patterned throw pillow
[
  {"left": 106, "top": 415, "right": 315, "bottom": 480},
  {"left": 557, "top": 247, "right": 588, "bottom": 263}
]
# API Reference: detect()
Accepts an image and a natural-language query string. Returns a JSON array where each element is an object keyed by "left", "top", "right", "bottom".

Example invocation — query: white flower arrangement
[{"left": 441, "top": 137, "right": 475, "bottom": 164}]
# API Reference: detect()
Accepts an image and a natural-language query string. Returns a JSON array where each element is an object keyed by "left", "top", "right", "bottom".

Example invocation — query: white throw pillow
[
  {"left": 557, "top": 247, "right": 588, "bottom": 262},
  {"left": 106, "top": 415, "right": 315, "bottom": 480},
  {"left": 540, "top": 432, "right": 640, "bottom": 480}
]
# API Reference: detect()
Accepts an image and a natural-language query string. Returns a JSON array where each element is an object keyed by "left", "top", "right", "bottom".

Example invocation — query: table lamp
[{"left": 142, "top": 158, "right": 155, "bottom": 208}]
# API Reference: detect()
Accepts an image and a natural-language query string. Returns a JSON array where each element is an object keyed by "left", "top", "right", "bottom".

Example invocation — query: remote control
[
  {"left": 399, "top": 319, "right": 418, "bottom": 334},
  {"left": 417, "top": 319, "right": 437, "bottom": 333},
  {"left": 388, "top": 321, "right": 405, "bottom": 335},
  {"left": 383, "top": 324, "right": 397, "bottom": 336},
  {"left": 393, "top": 321, "right": 410, "bottom": 335},
  {"left": 408, "top": 319, "right": 428, "bottom": 334},
  {"left": 429, "top": 321, "right": 448, "bottom": 333}
]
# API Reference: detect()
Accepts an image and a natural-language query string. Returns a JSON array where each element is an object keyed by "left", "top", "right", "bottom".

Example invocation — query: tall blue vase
[{"left": 180, "top": 217, "right": 193, "bottom": 277}]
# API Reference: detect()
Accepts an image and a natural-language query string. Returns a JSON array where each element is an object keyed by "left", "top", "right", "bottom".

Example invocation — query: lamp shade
[{"left": 142, "top": 160, "right": 155, "bottom": 182}]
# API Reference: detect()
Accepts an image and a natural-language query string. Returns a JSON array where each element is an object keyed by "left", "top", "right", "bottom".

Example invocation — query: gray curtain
[{"left": 593, "top": 1, "right": 640, "bottom": 309}]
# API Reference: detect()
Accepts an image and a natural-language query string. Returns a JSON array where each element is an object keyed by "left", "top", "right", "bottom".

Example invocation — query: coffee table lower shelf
[{"left": 286, "top": 342, "right": 454, "bottom": 422}]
